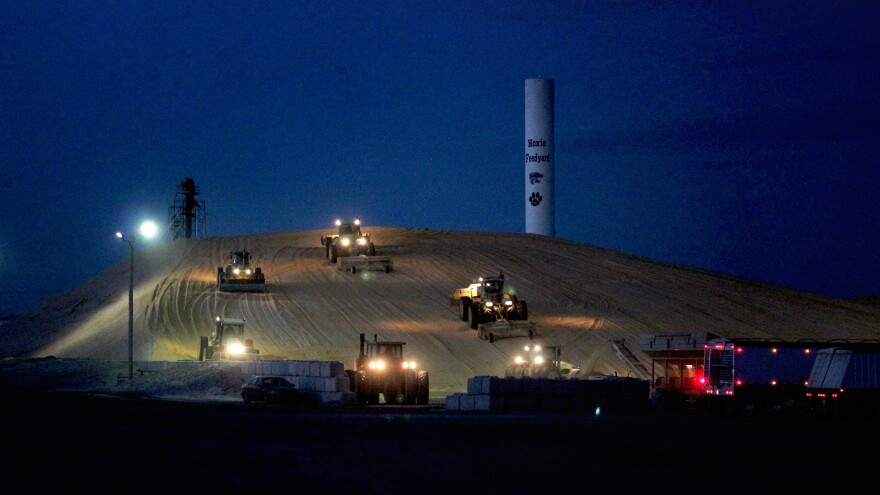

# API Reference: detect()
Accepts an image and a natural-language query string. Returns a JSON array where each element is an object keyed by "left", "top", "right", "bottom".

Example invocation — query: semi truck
[{"left": 702, "top": 337, "right": 880, "bottom": 416}]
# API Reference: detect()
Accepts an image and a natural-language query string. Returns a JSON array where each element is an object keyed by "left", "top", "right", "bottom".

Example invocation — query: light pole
[{"left": 116, "top": 220, "right": 158, "bottom": 380}]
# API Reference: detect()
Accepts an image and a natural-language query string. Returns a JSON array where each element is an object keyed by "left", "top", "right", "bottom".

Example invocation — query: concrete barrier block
[
  {"left": 522, "top": 377, "right": 555, "bottom": 395},
  {"left": 315, "top": 376, "right": 348, "bottom": 392},
  {"left": 459, "top": 394, "right": 476, "bottom": 411},
  {"left": 322, "top": 361, "right": 344, "bottom": 377},
  {"left": 331, "top": 375, "right": 350, "bottom": 393},
  {"left": 467, "top": 376, "right": 489, "bottom": 394},
  {"left": 235, "top": 361, "right": 256, "bottom": 375},
  {"left": 269, "top": 361, "right": 290, "bottom": 375},
  {"left": 538, "top": 395, "right": 571, "bottom": 413},
  {"left": 553, "top": 379, "right": 583, "bottom": 395},
  {"left": 445, "top": 394, "right": 462, "bottom": 411},
  {"left": 497, "top": 377, "right": 522, "bottom": 395},
  {"left": 297, "top": 361, "right": 311, "bottom": 376},
  {"left": 473, "top": 394, "right": 505, "bottom": 411},
  {"left": 314, "top": 377, "right": 329, "bottom": 392},
  {"left": 139, "top": 361, "right": 159, "bottom": 372},
  {"left": 309, "top": 361, "right": 321, "bottom": 377},
  {"left": 505, "top": 395, "right": 538, "bottom": 411}
]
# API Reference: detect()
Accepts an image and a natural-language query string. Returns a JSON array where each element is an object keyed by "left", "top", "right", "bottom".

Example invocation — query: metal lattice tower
[{"left": 167, "top": 177, "right": 206, "bottom": 239}]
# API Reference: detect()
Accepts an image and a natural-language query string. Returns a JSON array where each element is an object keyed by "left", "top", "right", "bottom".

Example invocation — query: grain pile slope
[{"left": 4, "top": 227, "right": 879, "bottom": 395}]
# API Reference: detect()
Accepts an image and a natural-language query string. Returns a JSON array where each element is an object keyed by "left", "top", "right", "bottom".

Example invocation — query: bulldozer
[
  {"left": 504, "top": 344, "right": 580, "bottom": 379},
  {"left": 217, "top": 250, "right": 266, "bottom": 292},
  {"left": 345, "top": 333, "right": 429, "bottom": 405},
  {"left": 198, "top": 316, "right": 261, "bottom": 361},
  {"left": 450, "top": 272, "right": 533, "bottom": 340}
]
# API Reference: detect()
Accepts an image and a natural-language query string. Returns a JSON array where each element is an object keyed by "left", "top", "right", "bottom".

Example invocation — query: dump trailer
[
  {"left": 702, "top": 337, "right": 880, "bottom": 416},
  {"left": 450, "top": 273, "right": 529, "bottom": 332},
  {"left": 345, "top": 333, "right": 429, "bottom": 405},
  {"left": 217, "top": 250, "right": 266, "bottom": 292},
  {"left": 198, "top": 317, "right": 261, "bottom": 361},
  {"left": 803, "top": 346, "right": 880, "bottom": 418},
  {"left": 504, "top": 344, "right": 580, "bottom": 379}
]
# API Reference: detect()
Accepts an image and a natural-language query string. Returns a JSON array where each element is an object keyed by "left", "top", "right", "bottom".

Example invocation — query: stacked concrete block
[
  {"left": 447, "top": 375, "right": 650, "bottom": 414},
  {"left": 446, "top": 392, "right": 506, "bottom": 412}
]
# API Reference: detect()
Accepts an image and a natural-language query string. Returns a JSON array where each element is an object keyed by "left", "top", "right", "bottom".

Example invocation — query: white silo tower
[{"left": 524, "top": 78, "right": 555, "bottom": 237}]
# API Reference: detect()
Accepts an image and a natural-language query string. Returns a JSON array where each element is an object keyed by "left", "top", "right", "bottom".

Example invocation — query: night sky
[{"left": 2, "top": 1, "right": 878, "bottom": 314}]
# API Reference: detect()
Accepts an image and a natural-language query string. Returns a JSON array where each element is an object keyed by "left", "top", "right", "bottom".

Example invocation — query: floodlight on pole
[{"left": 116, "top": 220, "right": 158, "bottom": 380}]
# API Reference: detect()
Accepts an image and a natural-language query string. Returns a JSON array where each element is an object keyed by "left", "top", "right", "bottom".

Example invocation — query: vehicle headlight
[
  {"left": 369, "top": 360, "right": 385, "bottom": 370},
  {"left": 245, "top": 269, "right": 252, "bottom": 275},
  {"left": 233, "top": 268, "right": 240, "bottom": 275},
  {"left": 534, "top": 356, "right": 544, "bottom": 365},
  {"left": 227, "top": 339, "right": 245, "bottom": 355},
  {"left": 341, "top": 238, "right": 351, "bottom": 247},
  {"left": 485, "top": 301, "right": 493, "bottom": 307},
  {"left": 514, "top": 356, "right": 524, "bottom": 364},
  {"left": 504, "top": 300, "right": 513, "bottom": 306},
  {"left": 357, "top": 237, "right": 366, "bottom": 245},
  {"left": 402, "top": 361, "right": 416, "bottom": 369}
]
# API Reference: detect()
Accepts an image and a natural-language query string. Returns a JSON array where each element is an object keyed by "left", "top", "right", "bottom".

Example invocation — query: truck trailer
[
  {"left": 803, "top": 347, "right": 880, "bottom": 418},
  {"left": 703, "top": 337, "right": 880, "bottom": 416}
]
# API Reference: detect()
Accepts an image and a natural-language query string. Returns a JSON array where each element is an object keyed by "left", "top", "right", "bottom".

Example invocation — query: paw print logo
[{"left": 529, "top": 192, "right": 542, "bottom": 206}]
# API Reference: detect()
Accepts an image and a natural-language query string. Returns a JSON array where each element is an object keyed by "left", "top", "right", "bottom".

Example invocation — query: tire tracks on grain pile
[
  {"left": 317, "top": 227, "right": 489, "bottom": 378},
  {"left": 377, "top": 228, "right": 523, "bottom": 377},
  {"left": 143, "top": 239, "right": 216, "bottom": 355},
  {"left": 262, "top": 245, "right": 336, "bottom": 350}
]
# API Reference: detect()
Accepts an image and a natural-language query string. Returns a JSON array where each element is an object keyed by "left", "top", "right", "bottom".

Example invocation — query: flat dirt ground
[{"left": 5, "top": 389, "right": 877, "bottom": 494}]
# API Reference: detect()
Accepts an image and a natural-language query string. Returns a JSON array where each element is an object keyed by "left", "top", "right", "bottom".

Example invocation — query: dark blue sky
[{"left": 2, "top": 1, "right": 878, "bottom": 314}]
